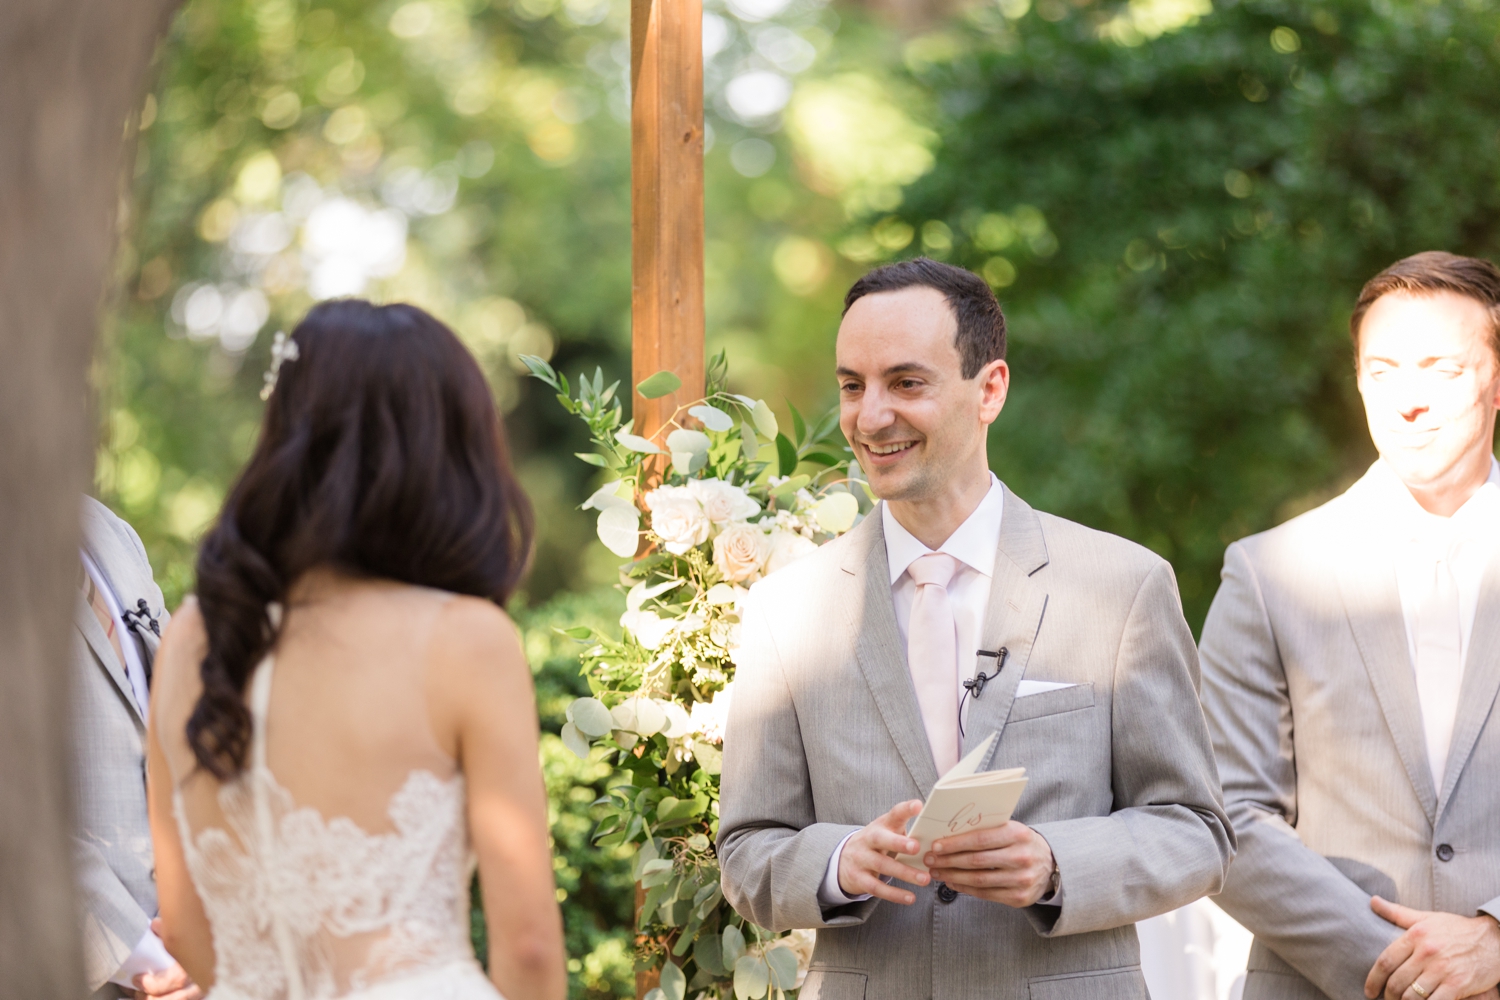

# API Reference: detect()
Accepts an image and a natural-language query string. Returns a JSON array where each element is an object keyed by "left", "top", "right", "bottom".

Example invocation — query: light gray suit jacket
[
  {"left": 73, "top": 497, "right": 169, "bottom": 996},
  {"left": 1199, "top": 464, "right": 1500, "bottom": 1000},
  {"left": 718, "top": 487, "right": 1234, "bottom": 1000}
]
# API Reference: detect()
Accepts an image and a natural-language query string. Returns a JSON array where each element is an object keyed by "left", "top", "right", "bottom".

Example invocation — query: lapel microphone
[
  {"left": 120, "top": 598, "right": 162, "bottom": 687},
  {"left": 958, "top": 646, "right": 1009, "bottom": 738}
]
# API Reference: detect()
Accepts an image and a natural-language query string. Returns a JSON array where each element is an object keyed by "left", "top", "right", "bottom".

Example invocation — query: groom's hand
[
  {"left": 1364, "top": 897, "right": 1500, "bottom": 1000},
  {"left": 925, "top": 821, "right": 1055, "bottom": 908},
  {"left": 837, "top": 799, "right": 931, "bottom": 904}
]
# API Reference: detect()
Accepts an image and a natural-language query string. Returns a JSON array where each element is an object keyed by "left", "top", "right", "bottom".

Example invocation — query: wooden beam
[{"left": 631, "top": 0, "right": 705, "bottom": 440}]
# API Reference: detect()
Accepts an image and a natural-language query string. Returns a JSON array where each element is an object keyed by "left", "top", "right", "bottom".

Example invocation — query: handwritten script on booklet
[{"left": 894, "top": 733, "right": 1027, "bottom": 873}]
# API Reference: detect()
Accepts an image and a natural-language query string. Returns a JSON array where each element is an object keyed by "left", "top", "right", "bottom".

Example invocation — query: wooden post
[
  {"left": 631, "top": 0, "right": 705, "bottom": 440},
  {"left": 630, "top": 0, "right": 703, "bottom": 994}
]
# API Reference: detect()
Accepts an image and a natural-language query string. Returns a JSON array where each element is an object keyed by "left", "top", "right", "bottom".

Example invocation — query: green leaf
[
  {"left": 636, "top": 370, "right": 683, "bottom": 399},
  {"left": 722, "top": 924, "right": 745, "bottom": 967},
  {"left": 798, "top": 451, "right": 842, "bottom": 467},
  {"left": 765, "top": 947, "right": 798, "bottom": 990},
  {"left": 694, "top": 931, "right": 727, "bottom": 976},
  {"left": 769, "top": 474, "right": 809, "bottom": 498},
  {"left": 788, "top": 401, "right": 806, "bottom": 447},
  {"left": 776, "top": 434, "right": 798, "bottom": 477},
  {"left": 644, "top": 990, "right": 666, "bottom": 1000},
  {"left": 575, "top": 451, "right": 607, "bottom": 467},
  {"left": 752, "top": 399, "right": 779, "bottom": 440},
  {"left": 569, "top": 697, "right": 614, "bottom": 738},
  {"left": 559, "top": 625, "right": 594, "bottom": 639},
  {"left": 559, "top": 721, "right": 592, "bottom": 760},
  {"left": 659, "top": 961, "right": 687, "bottom": 1000},
  {"left": 734, "top": 955, "right": 770, "bottom": 1000},
  {"left": 518, "top": 354, "right": 559, "bottom": 388},
  {"left": 807, "top": 405, "right": 842, "bottom": 445}
]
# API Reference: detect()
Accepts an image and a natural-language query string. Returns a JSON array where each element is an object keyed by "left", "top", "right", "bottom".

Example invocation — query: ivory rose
[
  {"left": 688, "top": 477, "right": 760, "bottom": 524},
  {"left": 644, "top": 485, "right": 710, "bottom": 554},
  {"left": 765, "top": 529, "right": 817, "bottom": 575},
  {"left": 713, "top": 522, "right": 770, "bottom": 582}
]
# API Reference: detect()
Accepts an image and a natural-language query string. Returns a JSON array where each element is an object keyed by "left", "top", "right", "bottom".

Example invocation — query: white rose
[
  {"left": 713, "top": 522, "right": 770, "bottom": 583},
  {"left": 764, "top": 529, "right": 817, "bottom": 575},
  {"left": 644, "top": 486, "right": 710, "bottom": 555},
  {"left": 688, "top": 478, "right": 760, "bottom": 524}
]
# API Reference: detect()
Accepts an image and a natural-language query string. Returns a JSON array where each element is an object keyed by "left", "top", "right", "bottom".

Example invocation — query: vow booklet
[{"left": 894, "top": 732, "right": 1027, "bottom": 873}]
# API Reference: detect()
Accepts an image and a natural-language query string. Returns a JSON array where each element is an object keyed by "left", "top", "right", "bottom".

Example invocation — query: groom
[
  {"left": 1199, "top": 252, "right": 1500, "bottom": 1000},
  {"left": 718, "top": 259, "right": 1233, "bottom": 1000}
]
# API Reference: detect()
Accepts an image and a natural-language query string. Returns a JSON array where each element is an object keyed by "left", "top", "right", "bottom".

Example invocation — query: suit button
[
  {"left": 937, "top": 883, "right": 959, "bottom": 903},
  {"left": 1436, "top": 843, "right": 1455, "bottom": 862}
]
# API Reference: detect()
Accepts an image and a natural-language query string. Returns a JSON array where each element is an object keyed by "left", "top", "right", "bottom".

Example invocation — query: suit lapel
[
  {"left": 841, "top": 511, "right": 942, "bottom": 794},
  {"left": 1438, "top": 549, "right": 1500, "bottom": 813},
  {"left": 966, "top": 489, "right": 1049, "bottom": 767},
  {"left": 75, "top": 594, "right": 145, "bottom": 728},
  {"left": 1335, "top": 526, "right": 1437, "bottom": 822}
]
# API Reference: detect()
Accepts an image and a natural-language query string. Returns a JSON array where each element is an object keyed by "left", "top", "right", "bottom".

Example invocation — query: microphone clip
[{"left": 958, "top": 646, "right": 1008, "bottom": 738}]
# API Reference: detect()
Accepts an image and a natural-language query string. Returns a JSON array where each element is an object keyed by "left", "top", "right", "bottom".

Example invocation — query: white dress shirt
[
  {"left": 81, "top": 550, "right": 174, "bottom": 987},
  {"left": 1370, "top": 458, "right": 1500, "bottom": 789},
  {"left": 81, "top": 550, "right": 150, "bottom": 718},
  {"left": 822, "top": 475, "right": 1066, "bottom": 907}
]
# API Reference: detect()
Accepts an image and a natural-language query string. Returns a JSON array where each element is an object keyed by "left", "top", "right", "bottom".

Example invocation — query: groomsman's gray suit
[
  {"left": 719, "top": 487, "right": 1234, "bottom": 1000},
  {"left": 1199, "top": 466, "right": 1500, "bottom": 1000},
  {"left": 74, "top": 497, "right": 169, "bottom": 997}
]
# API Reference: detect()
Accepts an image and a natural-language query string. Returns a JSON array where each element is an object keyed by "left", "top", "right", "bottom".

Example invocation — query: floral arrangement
[{"left": 522, "top": 351, "right": 865, "bottom": 1000}]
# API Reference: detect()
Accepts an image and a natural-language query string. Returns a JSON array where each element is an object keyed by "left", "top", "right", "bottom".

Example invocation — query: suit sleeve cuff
[
  {"left": 1479, "top": 896, "right": 1500, "bottom": 924},
  {"left": 108, "top": 927, "right": 175, "bottom": 989},
  {"left": 818, "top": 830, "right": 874, "bottom": 907}
]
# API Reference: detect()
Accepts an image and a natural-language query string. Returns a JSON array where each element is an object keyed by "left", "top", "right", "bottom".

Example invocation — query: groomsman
[
  {"left": 73, "top": 497, "right": 200, "bottom": 999},
  {"left": 718, "top": 259, "right": 1233, "bottom": 1000},
  {"left": 1200, "top": 252, "right": 1500, "bottom": 1000}
]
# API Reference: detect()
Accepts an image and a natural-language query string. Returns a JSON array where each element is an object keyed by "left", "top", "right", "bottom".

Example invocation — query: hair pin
[{"left": 260, "top": 331, "right": 300, "bottom": 400}]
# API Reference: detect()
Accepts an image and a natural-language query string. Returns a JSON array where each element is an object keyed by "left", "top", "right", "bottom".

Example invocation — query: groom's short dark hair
[
  {"left": 843, "top": 257, "right": 1007, "bottom": 379},
  {"left": 1351, "top": 251, "right": 1500, "bottom": 363}
]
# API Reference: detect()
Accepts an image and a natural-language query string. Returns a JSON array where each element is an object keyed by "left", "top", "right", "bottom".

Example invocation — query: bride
[{"left": 145, "top": 300, "right": 564, "bottom": 999}]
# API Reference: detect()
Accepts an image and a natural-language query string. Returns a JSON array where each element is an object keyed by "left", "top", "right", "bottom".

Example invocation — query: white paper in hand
[{"left": 894, "top": 732, "right": 1027, "bottom": 873}]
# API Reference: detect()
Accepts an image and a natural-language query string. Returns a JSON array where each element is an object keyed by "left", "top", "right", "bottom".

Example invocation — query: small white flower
[
  {"left": 644, "top": 486, "right": 711, "bottom": 554},
  {"left": 689, "top": 683, "right": 734, "bottom": 744},
  {"left": 688, "top": 478, "right": 760, "bottom": 524}
]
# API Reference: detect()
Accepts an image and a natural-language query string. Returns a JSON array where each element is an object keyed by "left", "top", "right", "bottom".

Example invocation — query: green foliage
[
  {"left": 873, "top": 0, "right": 1500, "bottom": 627},
  {"left": 535, "top": 357, "right": 855, "bottom": 997}
]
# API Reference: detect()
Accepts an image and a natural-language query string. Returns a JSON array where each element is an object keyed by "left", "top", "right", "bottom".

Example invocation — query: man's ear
[{"left": 978, "top": 359, "right": 1009, "bottom": 425}]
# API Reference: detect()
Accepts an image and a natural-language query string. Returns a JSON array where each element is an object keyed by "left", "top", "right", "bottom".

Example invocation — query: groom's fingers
[
  {"left": 1367, "top": 935, "right": 1417, "bottom": 999},
  {"left": 930, "top": 820, "right": 1028, "bottom": 856}
]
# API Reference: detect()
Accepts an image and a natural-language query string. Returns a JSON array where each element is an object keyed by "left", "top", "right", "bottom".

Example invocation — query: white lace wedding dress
[{"left": 174, "top": 652, "right": 501, "bottom": 1000}]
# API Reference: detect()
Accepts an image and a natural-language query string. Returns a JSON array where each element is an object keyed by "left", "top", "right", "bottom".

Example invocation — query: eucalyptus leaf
[
  {"left": 765, "top": 947, "right": 799, "bottom": 990},
  {"left": 596, "top": 505, "right": 641, "bottom": 557},
  {"left": 734, "top": 956, "right": 770, "bottom": 1000},
  {"left": 644, "top": 990, "right": 665, "bottom": 1000},
  {"left": 812, "top": 491, "right": 859, "bottom": 533},
  {"left": 659, "top": 961, "right": 687, "bottom": 1000},
  {"left": 694, "top": 932, "right": 727, "bottom": 976},
  {"left": 559, "top": 721, "right": 591, "bottom": 760},
  {"left": 574, "top": 451, "right": 607, "bottom": 467},
  {"left": 666, "top": 428, "right": 711, "bottom": 454},
  {"left": 752, "top": 399, "right": 779, "bottom": 440},
  {"left": 637, "top": 370, "right": 683, "bottom": 399},
  {"left": 568, "top": 697, "right": 614, "bottom": 738},
  {"left": 769, "top": 474, "right": 810, "bottom": 498},
  {"left": 615, "top": 431, "right": 663, "bottom": 454},
  {"left": 689, "top": 404, "right": 735, "bottom": 432},
  {"left": 721, "top": 924, "right": 745, "bottom": 966}
]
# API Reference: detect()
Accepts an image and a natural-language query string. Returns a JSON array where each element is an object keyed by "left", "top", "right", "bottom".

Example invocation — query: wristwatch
[{"left": 1041, "top": 862, "right": 1061, "bottom": 902}]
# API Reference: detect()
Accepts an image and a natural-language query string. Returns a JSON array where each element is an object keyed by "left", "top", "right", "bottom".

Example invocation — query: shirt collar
[
  {"left": 881, "top": 474, "right": 1005, "bottom": 585},
  {"left": 1368, "top": 456, "right": 1500, "bottom": 542}
]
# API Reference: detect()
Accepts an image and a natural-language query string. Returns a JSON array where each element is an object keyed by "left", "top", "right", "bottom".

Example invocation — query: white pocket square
[{"left": 1015, "top": 680, "right": 1078, "bottom": 697}]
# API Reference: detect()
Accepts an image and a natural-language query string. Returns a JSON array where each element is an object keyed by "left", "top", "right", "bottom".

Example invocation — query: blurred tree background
[{"left": 99, "top": 0, "right": 1500, "bottom": 993}]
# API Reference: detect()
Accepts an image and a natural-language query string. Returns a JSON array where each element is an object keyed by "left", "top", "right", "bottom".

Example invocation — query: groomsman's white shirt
[
  {"left": 80, "top": 551, "right": 175, "bottom": 989},
  {"left": 1375, "top": 457, "right": 1500, "bottom": 789},
  {"left": 815, "top": 475, "right": 1072, "bottom": 906}
]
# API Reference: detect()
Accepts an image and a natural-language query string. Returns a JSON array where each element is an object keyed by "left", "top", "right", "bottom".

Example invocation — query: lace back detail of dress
[{"left": 174, "top": 651, "right": 477, "bottom": 1000}]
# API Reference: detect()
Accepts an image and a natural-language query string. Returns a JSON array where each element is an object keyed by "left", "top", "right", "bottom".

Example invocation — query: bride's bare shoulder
[{"left": 429, "top": 594, "right": 525, "bottom": 673}]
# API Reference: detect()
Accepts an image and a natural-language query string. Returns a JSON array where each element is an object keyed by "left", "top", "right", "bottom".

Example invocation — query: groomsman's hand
[
  {"left": 131, "top": 962, "right": 203, "bottom": 1000},
  {"left": 837, "top": 800, "right": 931, "bottom": 904},
  {"left": 925, "top": 821, "right": 1055, "bottom": 908},
  {"left": 1365, "top": 897, "right": 1500, "bottom": 1000}
]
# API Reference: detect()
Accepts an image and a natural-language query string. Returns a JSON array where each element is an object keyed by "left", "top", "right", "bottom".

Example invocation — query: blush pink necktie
[{"left": 907, "top": 553, "right": 961, "bottom": 774}]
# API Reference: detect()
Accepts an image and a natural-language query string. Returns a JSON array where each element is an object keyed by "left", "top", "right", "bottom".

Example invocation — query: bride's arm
[
  {"left": 431, "top": 597, "right": 566, "bottom": 1000},
  {"left": 145, "top": 603, "right": 217, "bottom": 988}
]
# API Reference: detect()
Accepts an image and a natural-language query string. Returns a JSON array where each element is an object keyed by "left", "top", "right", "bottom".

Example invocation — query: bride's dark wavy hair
[{"left": 188, "top": 299, "right": 534, "bottom": 779}]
